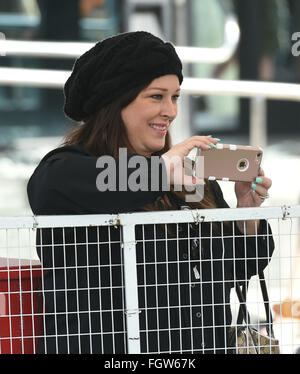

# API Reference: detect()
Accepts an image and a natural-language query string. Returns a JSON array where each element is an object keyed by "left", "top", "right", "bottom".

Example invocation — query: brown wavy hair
[{"left": 62, "top": 83, "right": 218, "bottom": 216}]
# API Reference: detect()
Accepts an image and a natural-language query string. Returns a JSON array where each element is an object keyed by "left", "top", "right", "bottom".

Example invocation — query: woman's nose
[{"left": 161, "top": 99, "right": 177, "bottom": 119}]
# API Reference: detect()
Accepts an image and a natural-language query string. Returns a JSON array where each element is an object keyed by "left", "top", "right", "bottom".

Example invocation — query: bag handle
[
  {"left": 258, "top": 271, "right": 275, "bottom": 339},
  {"left": 236, "top": 280, "right": 249, "bottom": 325},
  {"left": 234, "top": 280, "right": 259, "bottom": 354},
  {"left": 235, "top": 271, "right": 275, "bottom": 339}
]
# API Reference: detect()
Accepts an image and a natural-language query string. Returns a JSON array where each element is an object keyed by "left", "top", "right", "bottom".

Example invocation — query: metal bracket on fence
[
  {"left": 108, "top": 215, "right": 121, "bottom": 228},
  {"left": 124, "top": 308, "right": 141, "bottom": 342},
  {"left": 121, "top": 240, "right": 137, "bottom": 249},
  {"left": 191, "top": 209, "right": 205, "bottom": 225},
  {"left": 124, "top": 309, "right": 141, "bottom": 316},
  {"left": 281, "top": 205, "right": 291, "bottom": 220},
  {"left": 32, "top": 215, "right": 38, "bottom": 230}
]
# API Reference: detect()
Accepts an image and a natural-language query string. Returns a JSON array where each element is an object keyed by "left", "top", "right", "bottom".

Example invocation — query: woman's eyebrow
[{"left": 147, "top": 87, "right": 181, "bottom": 92}]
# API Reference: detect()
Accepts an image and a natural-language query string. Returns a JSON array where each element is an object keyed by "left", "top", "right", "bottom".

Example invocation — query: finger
[
  {"left": 183, "top": 174, "right": 205, "bottom": 187},
  {"left": 184, "top": 138, "right": 212, "bottom": 151},
  {"left": 186, "top": 136, "right": 220, "bottom": 150},
  {"left": 169, "top": 162, "right": 205, "bottom": 187},
  {"left": 258, "top": 166, "right": 265, "bottom": 177},
  {"left": 251, "top": 190, "right": 265, "bottom": 205},
  {"left": 204, "top": 135, "right": 221, "bottom": 146},
  {"left": 187, "top": 135, "right": 220, "bottom": 145},
  {"left": 173, "top": 177, "right": 204, "bottom": 192},
  {"left": 203, "top": 136, "right": 221, "bottom": 148},
  {"left": 207, "top": 136, "right": 221, "bottom": 145},
  {"left": 253, "top": 176, "right": 272, "bottom": 190},
  {"left": 177, "top": 136, "right": 220, "bottom": 155},
  {"left": 252, "top": 184, "right": 268, "bottom": 197}
]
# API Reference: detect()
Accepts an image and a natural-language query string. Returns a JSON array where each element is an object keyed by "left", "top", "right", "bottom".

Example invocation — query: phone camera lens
[{"left": 237, "top": 158, "right": 249, "bottom": 172}]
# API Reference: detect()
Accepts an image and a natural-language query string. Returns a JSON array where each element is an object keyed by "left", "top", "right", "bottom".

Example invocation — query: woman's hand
[
  {"left": 235, "top": 167, "right": 272, "bottom": 235},
  {"left": 161, "top": 135, "right": 219, "bottom": 187},
  {"left": 235, "top": 167, "right": 272, "bottom": 208}
]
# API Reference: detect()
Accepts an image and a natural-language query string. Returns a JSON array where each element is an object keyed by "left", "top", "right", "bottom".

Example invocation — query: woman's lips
[{"left": 149, "top": 123, "right": 168, "bottom": 135}]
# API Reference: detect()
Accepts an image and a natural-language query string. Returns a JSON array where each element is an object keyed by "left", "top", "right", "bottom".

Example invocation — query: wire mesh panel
[
  {"left": 135, "top": 218, "right": 275, "bottom": 354},
  {"left": 0, "top": 222, "right": 128, "bottom": 354},
  {"left": 0, "top": 226, "right": 42, "bottom": 354},
  {"left": 263, "top": 215, "right": 300, "bottom": 353},
  {"left": 0, "top": 206, "right": 299, "bottom": 354},
  {"left": 0, "top": 257, "right": 43, "bottom": 354},
  {"left": 36, "top": 225, "right": 127, "bottom": 354}
]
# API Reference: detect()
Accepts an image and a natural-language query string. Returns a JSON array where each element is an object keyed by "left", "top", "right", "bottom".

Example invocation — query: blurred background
[{"left": 0, "top": 0, "right": 300, "bottom": 216}]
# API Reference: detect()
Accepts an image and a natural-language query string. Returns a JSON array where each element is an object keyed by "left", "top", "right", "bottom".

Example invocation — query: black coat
[{"left": 27, "top": 145, "right": 275, "bottom": 354}]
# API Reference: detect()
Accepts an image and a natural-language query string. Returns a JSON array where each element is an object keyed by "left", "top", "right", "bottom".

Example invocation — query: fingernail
[
  {"left": 259, "top": 166, "right": 263, "bottom": 171},
  {"left": 256, "top": 177, "right": 263, "bottom": 183},
  {"left": 210, "top": 142, "right": 217, "bottom": 148},
  {"left": 207, "top": 134, "right": 212, "bottom": 137},
  {"left": 252, "top": 183, "right": 256, "bottom": 189},
  {"left": 207, "top": 145, "right": 212, "bottom": 149},
  {"left": 252, "top": 190, "right": 256, "bottom": 194},
  {"left": 213, "top": 138, "right": 221, "bottom": 141}
]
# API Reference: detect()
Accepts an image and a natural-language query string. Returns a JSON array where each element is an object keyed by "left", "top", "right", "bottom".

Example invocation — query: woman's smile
[{"left": 149, "top": 122, "right": 169, "bottom": 135}]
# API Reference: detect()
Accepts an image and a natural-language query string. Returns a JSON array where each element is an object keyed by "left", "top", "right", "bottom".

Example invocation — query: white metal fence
[{"left": 0, "top": 205, "right": 299, "bottom": 354}]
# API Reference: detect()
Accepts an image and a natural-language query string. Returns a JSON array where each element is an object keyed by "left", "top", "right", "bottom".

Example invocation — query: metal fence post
[
  {"left": 250, "top": 95, "right": 267, "bottom": 148},
  {"left": 121, "top": 223, "right": 141, "bottom": 354}
]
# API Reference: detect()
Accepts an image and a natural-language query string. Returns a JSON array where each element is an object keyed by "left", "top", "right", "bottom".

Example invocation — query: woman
[{"left": 27, "top": 31, "right": 274, "bottom": 354}]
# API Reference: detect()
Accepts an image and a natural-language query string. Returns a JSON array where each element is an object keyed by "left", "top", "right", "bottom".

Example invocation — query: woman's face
[{"left": 121, "top": 74, "right": 180, "bottom": 157}]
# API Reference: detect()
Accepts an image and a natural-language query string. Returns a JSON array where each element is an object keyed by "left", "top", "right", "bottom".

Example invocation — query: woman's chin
[{"left": 149, "top": 143, "right": 165, "bottom": 154}]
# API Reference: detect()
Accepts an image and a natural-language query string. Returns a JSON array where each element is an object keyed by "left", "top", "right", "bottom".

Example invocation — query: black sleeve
[
  {"left": 211, "top": 180, "right": 275, "bottom": 280},
  {"left": 27, "top": 152, "right": 168, "bottom": 215}
]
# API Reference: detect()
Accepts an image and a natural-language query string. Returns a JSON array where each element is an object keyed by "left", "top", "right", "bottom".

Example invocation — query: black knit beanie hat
[{"left": 64, "top": 31, "right": 183, "bottom": 122}]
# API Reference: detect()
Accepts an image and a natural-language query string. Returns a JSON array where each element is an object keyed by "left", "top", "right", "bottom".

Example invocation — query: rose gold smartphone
[{"left": 193, "top": 144, "right": 263, "bottom": 182}]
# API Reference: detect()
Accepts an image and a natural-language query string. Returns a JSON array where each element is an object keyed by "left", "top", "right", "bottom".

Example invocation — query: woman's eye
[{"left": 151, "top": 94, "right": 180, "bottom": 100}]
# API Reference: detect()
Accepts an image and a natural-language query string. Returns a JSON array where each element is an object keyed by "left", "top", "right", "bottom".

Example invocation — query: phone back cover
[{"left": 195, "top": 144, "right": 263, "bottom": 182}]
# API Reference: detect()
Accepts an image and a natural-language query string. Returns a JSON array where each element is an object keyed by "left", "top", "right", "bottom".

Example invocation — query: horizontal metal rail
[
  {"left": 0, "top": 66, "right": 299, "bottom": 102},
  {"left": 0, "top": 39, "right": 237, "bottom": 64},
  {"left": 0, "top": 15, "right": 239, "bottom": 64},
  {"left": 0, "top": 205, "right": 299, "bottom": 229},
  {"left": 0, "top": 13, "right": 116, "bottom": 31},
  {"left": 182, "top": 78, "right": 300, "bottom": 102},
  {"left": 0, "top": 67, "right": 69, "bottom": 88}
]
